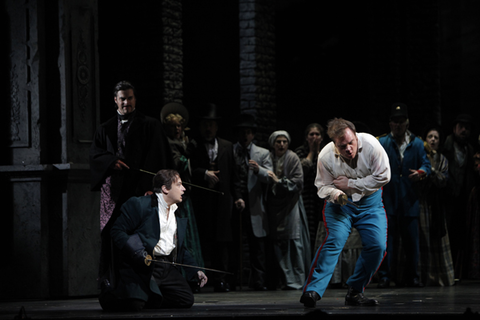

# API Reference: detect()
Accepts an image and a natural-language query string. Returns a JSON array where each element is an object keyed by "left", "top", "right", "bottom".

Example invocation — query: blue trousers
[{"left": 303, "top": 190, "right": 387, "bottom": 296}]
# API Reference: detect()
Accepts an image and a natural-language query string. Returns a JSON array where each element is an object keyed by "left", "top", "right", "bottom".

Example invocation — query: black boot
[
  {"left": 345, "top": 286, "right": 379, "bottom": 306},
  {"left": 300, "top": 291, "right": 320, "bottom": 308}
]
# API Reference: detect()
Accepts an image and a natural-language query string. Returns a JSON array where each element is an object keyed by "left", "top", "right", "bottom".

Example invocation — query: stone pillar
[
  {"left": 239, "top": 0, "right": 277, "bottom": 148},
  {"left": 1, "top": 0, "right": 100, "bottom": 299},
  {"left": 162, "top": 0, "right": 184, "bottom": 105}
]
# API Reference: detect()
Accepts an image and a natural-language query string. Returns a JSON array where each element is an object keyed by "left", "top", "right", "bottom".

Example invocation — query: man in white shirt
[
  {"left": 102, "top": 169, "right": 208, "bottom": 311},
  {"left": 300, "top": 118, "right": 391, "bottom": 308}
]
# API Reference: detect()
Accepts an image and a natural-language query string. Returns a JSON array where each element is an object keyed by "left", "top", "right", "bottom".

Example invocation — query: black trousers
[
  {"left": 146, "top": 257, "right": 195, "bottom": 309},
  {"left": 101, "top": 257, "right": 195, "bottom": 312}
]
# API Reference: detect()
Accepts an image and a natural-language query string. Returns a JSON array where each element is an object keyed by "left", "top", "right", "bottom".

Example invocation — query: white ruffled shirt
[
  {"left": 154, "top": 193, "right": 177, "bottom": 256},
  {"left": 315, "top": 132, "right": 391, "bottom": 203}
]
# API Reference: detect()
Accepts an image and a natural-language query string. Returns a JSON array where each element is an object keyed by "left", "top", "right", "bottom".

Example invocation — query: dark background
[{"left": 98, "top": 0, "right": 480, "bottom": 150}]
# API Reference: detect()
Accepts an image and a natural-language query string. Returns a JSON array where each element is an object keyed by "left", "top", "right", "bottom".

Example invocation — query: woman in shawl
[
  {"left": 266, "top": 130, "right": 311, "bottom": 290},
  {"left": 418, "top": 126, "right": 454, "bottom": 286}
]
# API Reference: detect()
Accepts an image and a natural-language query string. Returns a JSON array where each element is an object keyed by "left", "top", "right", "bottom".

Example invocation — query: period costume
[
  {"left": 267, "top": 131, "right": 311, "bottom": 290},
  {"left": 417, "top": 141, "right": 454, "bottom": 286},
  {"left": 294, "top": 143, "right": 325, "bottom": 253},
  {"left": 99, "top": 194, "right": 200, "bottom": 310},
  {"left": 378, "top": 130, "right": 431, "bottom": 286},
  {"left": 90, "top": 110, "right": 173, "bottom": 285},
  {"left": 188, "top": 104, "right": 242, "bottom": 290},
  {"left": 443, "top": 115, "right": 476, "bottom": 278},
  {"left": 233, "top": 116, "right": 274, "bottom": 289},
  {"left": 160, "top": 103, "right": 204, "bottom": 275},
  {"left": 302, "top": 132, "right": 390, "bottom": 305}
]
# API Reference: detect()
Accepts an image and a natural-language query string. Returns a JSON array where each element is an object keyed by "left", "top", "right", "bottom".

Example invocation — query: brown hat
[{"left": 390, "top": 102, "right": 408, "bottom": 120}]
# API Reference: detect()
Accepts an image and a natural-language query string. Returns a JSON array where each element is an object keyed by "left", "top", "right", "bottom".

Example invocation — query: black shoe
[
  {"left": 214, "top": 282, "right": 230, "bottom": 292},
  {"left": 300, "top": 291, "right": 320, "bottom": 308},
  {"left": 405, "top": 278, "right": 424, "bottom": 287},
  {"left": 345, "top": 287, "right": 379, "bottom": 306},
  {"left": 377, "top": 277, "right": 390, "bottom": 288}
]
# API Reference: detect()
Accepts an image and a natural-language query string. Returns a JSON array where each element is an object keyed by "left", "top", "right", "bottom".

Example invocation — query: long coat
[
  {"left": 188, "top": 137, "right": 242, "bottom": 242},
  {"left": 90, "top": 111, "right": 173, "bottom": 207},
  {"left": 242, "top": 143, "right": 273, "bottom": 238},
  {"left": 110, "top": 194, "right": 199, "bottom": 302},
  {"left": 267, "top": 149, "right": 305, "bottom": 240}
]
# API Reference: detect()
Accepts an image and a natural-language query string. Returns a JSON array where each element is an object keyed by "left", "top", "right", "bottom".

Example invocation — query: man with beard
[
  {"left": 443, "top": 114, "right": 476, "bottom": 280},
  {"left": 90, "top": 81, "right": 173, "bottom": 291},
  {"left": 377, "top": 103, "right": 431, "bottom": 288}
]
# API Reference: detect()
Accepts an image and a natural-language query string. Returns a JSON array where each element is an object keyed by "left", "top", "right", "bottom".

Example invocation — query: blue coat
[
  {"left": 379, "top": 132, "right": 431, "bottom": 217},
  {"left": 110, "top": 194, "right": 199, "bottom": 302}
]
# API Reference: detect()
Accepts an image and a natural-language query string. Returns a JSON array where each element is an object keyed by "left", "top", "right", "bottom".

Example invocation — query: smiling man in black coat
[{"left": 90, "top": 81, "right": 173, "bottom": 289}]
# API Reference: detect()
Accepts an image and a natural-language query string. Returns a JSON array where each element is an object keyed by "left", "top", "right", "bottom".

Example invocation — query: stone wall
[
  {"left": 239, "top": 0, "right": 277, "bottom": 149},
  {"left": 162, "top": 0, "right": 184, "bottom": 105}
]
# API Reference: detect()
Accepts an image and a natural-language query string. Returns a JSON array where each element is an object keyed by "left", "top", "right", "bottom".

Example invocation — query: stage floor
[{"left": 1, "top": 280, "right": 479, "bottom": 319}]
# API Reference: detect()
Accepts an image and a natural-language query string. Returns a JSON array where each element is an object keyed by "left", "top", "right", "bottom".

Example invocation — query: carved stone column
[{"left": 1, "top": 0, "right": 100, "bottom": 298}]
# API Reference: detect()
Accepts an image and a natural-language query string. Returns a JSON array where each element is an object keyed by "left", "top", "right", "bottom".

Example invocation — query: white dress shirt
[
  {"left": 154, "top": 193, "right": 177, "bottom": 256},
  {"left": 315, "top": 132, "right": 391, "bottom": 203}
]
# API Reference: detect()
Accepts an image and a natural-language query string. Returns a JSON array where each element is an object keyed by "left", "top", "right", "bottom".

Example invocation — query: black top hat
[
  {"left": 197, "top": 102, "right": 221, "bottom": 120},
  {"left": 390, "top": 102, "right": 408, "bottom": 120},
  {"left": 234, "top": 113, "right": 257, "bottom": 129},
  {"left": 454, "top": 113, "right": 475, "bottom": 126},
  {"left": 160, "top": 102, "right": 189, "bottom": 126}
]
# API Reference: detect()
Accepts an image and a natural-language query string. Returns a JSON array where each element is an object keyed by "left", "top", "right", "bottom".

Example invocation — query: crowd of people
[{"left": 90, "top": 81, "right": 480, "bottom": 311}]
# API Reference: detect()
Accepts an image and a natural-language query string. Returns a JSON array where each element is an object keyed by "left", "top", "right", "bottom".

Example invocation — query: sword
[
  {"left": 147, "top": 258, "right": 234, "bottom": 275},
  {"left": 135, "top": 168, "right": 224, "bottom": 195},
  {"left": 338, "top": 194, "right": 360, "bottom": 208}
]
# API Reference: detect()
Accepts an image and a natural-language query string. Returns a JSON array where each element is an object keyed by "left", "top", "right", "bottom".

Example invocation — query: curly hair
[{"left": 164, "top": 113, "right": 186, "bottom": 127}]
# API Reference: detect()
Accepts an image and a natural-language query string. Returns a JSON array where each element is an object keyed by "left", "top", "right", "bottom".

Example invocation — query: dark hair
[
  {"left": 113, "top": 80, "right": 136, "bottom": 98},
  {"left": 326, "top": 118, "right": 356, "bottom": 140},
  {"left": 304, "top": 123, "right": 325, "bottom": 138},
  {"left": 152, "top": 169, "right": 180, "bottom": 193},
  {"left": 423, "top": 125, "right": 445, "bottom": 151}
]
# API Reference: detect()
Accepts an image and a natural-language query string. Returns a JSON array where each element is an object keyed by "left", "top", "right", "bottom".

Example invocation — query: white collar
[{"left": 156, "top": 193, "right": 178, "bottom": 213}]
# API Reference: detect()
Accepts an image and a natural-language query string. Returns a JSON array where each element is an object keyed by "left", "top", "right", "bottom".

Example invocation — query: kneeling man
[{"left": 100, "top": 169, "right": 207, "bottom": 311}]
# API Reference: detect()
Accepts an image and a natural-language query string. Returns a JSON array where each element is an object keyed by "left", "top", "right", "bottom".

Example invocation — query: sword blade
[
  {"left": 137, "top": 168, "right": 224, "bottom": 195},
  {"left": 148, "top": 259, "right": 234, "bottom": 275}
]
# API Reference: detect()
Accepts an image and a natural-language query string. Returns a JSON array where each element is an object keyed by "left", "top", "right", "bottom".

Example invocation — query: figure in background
[
  {"left": 294, "top": 123, "right": 326, "bottom": 255},
  {"left": 90, "top": 81, "right": 172, "bottom": 290},
  {"left": 466, "top": 143, "right": 480, "bottom": 279},
  {"left": 377, "top": 103, "right": 431, "bottom": 288},
  {"left": 443, "top": 114, "right": 476, "bottom": 280},
  {"left": 99, "top": 169, "right": 207, "bottom": 311},
  {"left": 160, "top": 102, "right": 204, "bottom": 291},
  {"left": 232, "top": 114, "right": 274, "bottom": 291},
  {"left": 301, "top": 118, "right": 390, "bottom": 308},
  {"left": 266, "top": 130, "right": 311, "bottom": 290},
  {"left": 417, "top": 126, "right": 454, "bottom": 286},
  {"left": 188, "top": 103, "right": 242, "bottom": 292}
]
